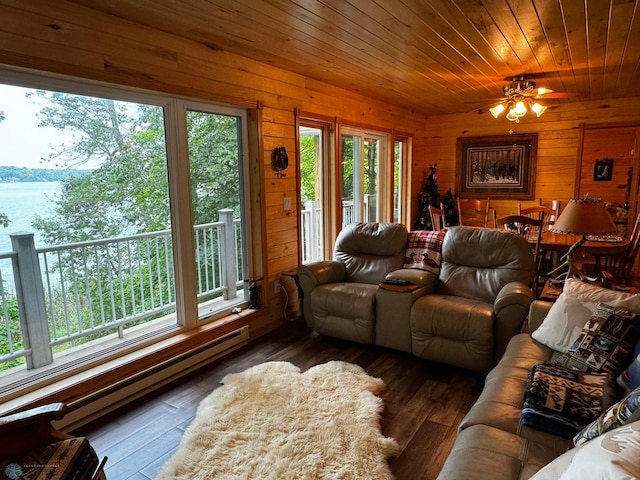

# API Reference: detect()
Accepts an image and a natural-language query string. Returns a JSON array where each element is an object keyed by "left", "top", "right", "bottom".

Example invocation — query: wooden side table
[
  {"left": 539, "top": 276, "right": 639, "bottom": 303},
  {"left": 539, "top": 280, "right": 563, "bottom": 302}
]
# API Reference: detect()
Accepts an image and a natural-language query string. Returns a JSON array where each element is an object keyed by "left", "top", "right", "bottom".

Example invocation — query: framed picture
[
  {"left": 594, "top": 158, "right": 613, "bottom": 181},
  {"left": 456, "top": 133, "right": 537, "bottom": 199}
]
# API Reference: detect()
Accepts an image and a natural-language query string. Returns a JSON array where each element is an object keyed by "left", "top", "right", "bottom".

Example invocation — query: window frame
[
  {"left": 296, "top": 111, "right": 412, "bottom": 260},
  {"left": 0, "top": 67, "right": 256, "bottom": 331}
]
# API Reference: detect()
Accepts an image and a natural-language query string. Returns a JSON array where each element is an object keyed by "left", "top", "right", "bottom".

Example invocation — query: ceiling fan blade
[
  {"left": 464, "top": 97, "right": 507, "bottom": 105},
  {"left": 537, "top": 91, "right": 583, "bottom": 98}
]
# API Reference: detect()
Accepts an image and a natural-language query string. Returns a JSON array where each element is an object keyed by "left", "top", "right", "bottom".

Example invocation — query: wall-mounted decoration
[
  {"left": 594, "top": 158, "right": 613, "bottom": 181},
  {"left": 456, "top": 133, "right": 537, "bottom": 199},
  {"left": 271, "top": 146, "right": 288, "bottom": 177}
]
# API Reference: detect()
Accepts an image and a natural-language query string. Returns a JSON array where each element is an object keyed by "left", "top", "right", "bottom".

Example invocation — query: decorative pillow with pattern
[
  {"left": 521, "top": 361, "right": 617, "bottom": 439},
  {"left": 573, "top": 385, "right": 640, "bottom": 446},
  {"left": 555, "top": 303, "right": 640, "bottom": 376},
  {"left": 403, "top": 230, "right": 445, "bottom": 274},
  {"left": 531, "top": 278, "right": 640, "bottom": 353},
  {"left": 617, "top": 341, "right": 640, "bottom": 393}
]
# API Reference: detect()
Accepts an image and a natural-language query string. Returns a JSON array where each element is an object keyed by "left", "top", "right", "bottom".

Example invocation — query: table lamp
[{"left": 548, "top": 197, "right": 617, "bottom": 280}]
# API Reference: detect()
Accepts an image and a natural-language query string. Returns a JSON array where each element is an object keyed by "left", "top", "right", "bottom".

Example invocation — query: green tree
[
  {"left": 299, "top": 134, "right": 317, "bottom": 203},
  {"left": 26, "top": 90, "right": 242, "bottom": 341}
]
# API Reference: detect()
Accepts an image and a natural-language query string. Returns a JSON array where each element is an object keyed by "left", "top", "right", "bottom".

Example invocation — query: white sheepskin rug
[{"left": 156, "top": 360, "right": 400, "bottom": 480}]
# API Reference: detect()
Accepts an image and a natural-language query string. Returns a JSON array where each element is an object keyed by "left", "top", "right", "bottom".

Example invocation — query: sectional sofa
[{"left": 438, "top": 279, "right": 640, "bottom": 479}]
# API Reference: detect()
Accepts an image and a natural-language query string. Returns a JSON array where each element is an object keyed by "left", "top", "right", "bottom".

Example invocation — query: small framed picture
[{"left": 594, "top": 158, "right": 613, "bottom": 181}]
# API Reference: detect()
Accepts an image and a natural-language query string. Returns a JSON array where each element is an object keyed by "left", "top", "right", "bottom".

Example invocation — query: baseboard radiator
[{"left": 57, "top": 326, "right": 250, "bottom": 432}]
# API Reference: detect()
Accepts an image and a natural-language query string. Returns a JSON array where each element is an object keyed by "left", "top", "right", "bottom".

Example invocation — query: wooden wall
[
  {"left": 416, "top": 98, "right": 640, "bottom": 226},
  {"left": 0, "top": 0, "right": 428, "bottom": 333},
  {"left": 3, "top": 0, "right": 640, "bottom": 327}
]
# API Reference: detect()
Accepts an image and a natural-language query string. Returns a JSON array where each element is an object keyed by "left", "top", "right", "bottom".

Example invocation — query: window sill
[{"left": 0, "top": 303, "right": 256, "bottom": 423}]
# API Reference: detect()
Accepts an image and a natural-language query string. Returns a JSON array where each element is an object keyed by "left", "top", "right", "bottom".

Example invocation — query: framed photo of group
[{"left": 456, "top": 133, "right": 537, "bottom": 199}]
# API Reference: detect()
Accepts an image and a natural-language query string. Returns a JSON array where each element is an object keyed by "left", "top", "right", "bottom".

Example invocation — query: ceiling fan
[{"left": 489, "top": 75, "right": 578, "bottom": 123}]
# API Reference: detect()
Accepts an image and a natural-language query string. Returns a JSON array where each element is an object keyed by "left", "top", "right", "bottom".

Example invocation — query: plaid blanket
[{"left": 403, "top": 230, "right": 446, "bottom": 274}]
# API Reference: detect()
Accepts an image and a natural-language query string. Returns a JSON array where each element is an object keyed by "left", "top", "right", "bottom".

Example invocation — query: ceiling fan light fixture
[
  {"left": 505, "top": 109, "right": 519, "bottom": 122},
  {"left": 489, "top": 103, "right": 506, "bottom": 118},
  {"left": 530, "top": 102, "right": 547, "bottom": 117},
  {"left": 513, "top": 100, "right": 527, "bottom": 117},
  {"left": 491, "top": 76, "right": 555, "bottom": 123}
]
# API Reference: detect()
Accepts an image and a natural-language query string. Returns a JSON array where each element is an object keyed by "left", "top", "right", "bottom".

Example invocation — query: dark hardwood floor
[{"left": 73, "top": 320, "right": 486, "bottom": 480}]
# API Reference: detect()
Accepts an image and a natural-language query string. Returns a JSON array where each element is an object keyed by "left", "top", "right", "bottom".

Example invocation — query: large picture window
[{"left": 0, "top": 70, "right": 251, "bottom": 373}]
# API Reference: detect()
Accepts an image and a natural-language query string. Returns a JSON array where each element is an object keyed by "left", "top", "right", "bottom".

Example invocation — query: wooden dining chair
[
  {"left": 457, "top": 198, "right": 490, "bottom": 227},
  {"left": 540, "top": 199, "right": 561, "bottom": 227},
  {"left": 518, "top": 203, "right": 557, "bottom": 231},
  {"left": 499, "top": 213, "right": 545, "bottom": 297},
  {"left": 428, "top": 203, "right": 446, "bottom": 231},
  {"left": 583, "top": 212, "right": 640, "bottom": 285}
]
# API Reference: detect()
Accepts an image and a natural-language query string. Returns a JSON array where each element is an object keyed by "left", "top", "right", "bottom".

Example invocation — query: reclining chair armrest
[
  {"left": 385, "top": 268, "right": 437, "bottom": 289},
  {"left": 297, "top": 261, "right": 346, "bottom": 288},
  {"left": 297, "top": 261, "right": 346, "bottom": 327},
  {"left": 528, "top": 299, "right": 554, "bottom": 333},
  {"left": 492, "top": 282, "right": 534, "bottom": 363}
]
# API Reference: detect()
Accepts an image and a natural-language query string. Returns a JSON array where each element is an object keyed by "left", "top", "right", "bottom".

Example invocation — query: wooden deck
[{"left": 73, "top": 320, "right": 486, "bottom": 480}]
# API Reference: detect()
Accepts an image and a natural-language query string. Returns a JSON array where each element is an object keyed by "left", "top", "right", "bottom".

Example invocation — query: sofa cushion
[
  {"left": 531, "top": 278, "right": 640, "bottom": 353},
  {"left": 402, "top": 230, "right": 445, "bottom": 274},
  {"left": 436, "top": 424, "right": 563, "bottom": 480},
  {"left": 410, "top": 294, "right": 494, "bottom": 372},
  {"left": 573, "top": 384, "right": 640, "bottom": 446},
  {"left": 310, "top": 283, "right": 377, "bottom": 344},
  {"left": 529, "top": 421, "right": 640, "bottom": 480},
  {"left": 521, "top": 362, "right": 618, "bottom": 439},
  {"left": 459, "top": 335, "right": 581, "bottom": 451},
  {"left": 555, "top": 303, "right": 640, "bottom": 375}
]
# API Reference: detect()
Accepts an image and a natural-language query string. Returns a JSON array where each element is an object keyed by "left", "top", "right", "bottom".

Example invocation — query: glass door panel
[
  {"left": 341, "top": 129, "right": 386, "bottom": 228},
  {"left": 299, "top": 126, "right": 324, "bottom": 262}
]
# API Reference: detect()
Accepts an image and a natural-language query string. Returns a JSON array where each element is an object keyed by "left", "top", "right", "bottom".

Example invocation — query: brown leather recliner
[
  {"left": 298, "top": 224, "right": 535, "bottom": 373},
  {"left": 297, "top": 222, "right": 433, "bottom": 345},
  {"left": 410, "top": 226, "right": 534, "bottom": 372}
]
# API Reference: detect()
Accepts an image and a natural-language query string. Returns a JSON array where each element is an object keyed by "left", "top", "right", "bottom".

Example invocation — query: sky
[{"left": 0, "top": 83, "right": 78, "bottom": 169}]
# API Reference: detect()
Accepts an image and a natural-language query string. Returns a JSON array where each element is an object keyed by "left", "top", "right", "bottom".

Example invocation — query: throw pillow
[
  {"left": 403, "top": 230, "right": 445, "bottom": 274},
  {"left": 555, "top": 303, "right": 640, "bottom": 375},
  {"left": 521, "top": 361, "right": 617, "bottom": 439},
  {"left": 532, "top": 278, "right": 640, "bottom": 353},
  {"left": 573, "top": 385, "right": 640, "bottom": 446},
  {"left": 529, "top": 421, "right": 640, "bottom": 480},
  {"left": 617, "top": 341, "right": 640, "bottom": 393}
]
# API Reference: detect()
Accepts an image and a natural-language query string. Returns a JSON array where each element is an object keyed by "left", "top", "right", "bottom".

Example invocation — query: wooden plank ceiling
[{"left": 70, "top": 0, "right": 640, "bottom": 115}]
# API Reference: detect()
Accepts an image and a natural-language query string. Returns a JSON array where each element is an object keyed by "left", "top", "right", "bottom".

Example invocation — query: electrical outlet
[
  {"left": 283, "top": 197, "right": 292, "bottom": 211},
  {"left": 274, "top": 279, "right": 281, "bottom": 293}
]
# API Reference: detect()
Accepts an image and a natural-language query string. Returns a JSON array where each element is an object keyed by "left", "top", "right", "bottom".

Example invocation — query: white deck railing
[{"left": 0, "top": 209, "right": 243, "bottom": 370}]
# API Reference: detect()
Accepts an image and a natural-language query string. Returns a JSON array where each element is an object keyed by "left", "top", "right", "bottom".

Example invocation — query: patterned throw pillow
[
  {"left": 521, "top": 361, "right": 617, "bottom": 439},
  {"left": 403, "top": 230, "right": 445, "bottom": 274},
  {"left": 555, "top": 303, "right": 640, "bottom": 376},
  {"left": 573, "top": 385, "right": 640, "bottom": 446},
  {"left": 617, "top": 342, "right": 640, "bottom": 393}
]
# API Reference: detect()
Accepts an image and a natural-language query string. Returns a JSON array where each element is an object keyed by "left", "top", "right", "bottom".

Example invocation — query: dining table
[{"left": 534, "top": 231, "right": 630, "bottom": 272}]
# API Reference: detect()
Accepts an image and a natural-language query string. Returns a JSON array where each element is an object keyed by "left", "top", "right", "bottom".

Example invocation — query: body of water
[
  {"left": 0, "top": 181, "right": 61, "bottom": 252},
  {"left": 0, "top": 181, "right": 61, "bottom": 292}
]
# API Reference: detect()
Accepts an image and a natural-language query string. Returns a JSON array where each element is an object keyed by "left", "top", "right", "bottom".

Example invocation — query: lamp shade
[{"left": 550, "top": 198, "right": 617, "bottom": 235}]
